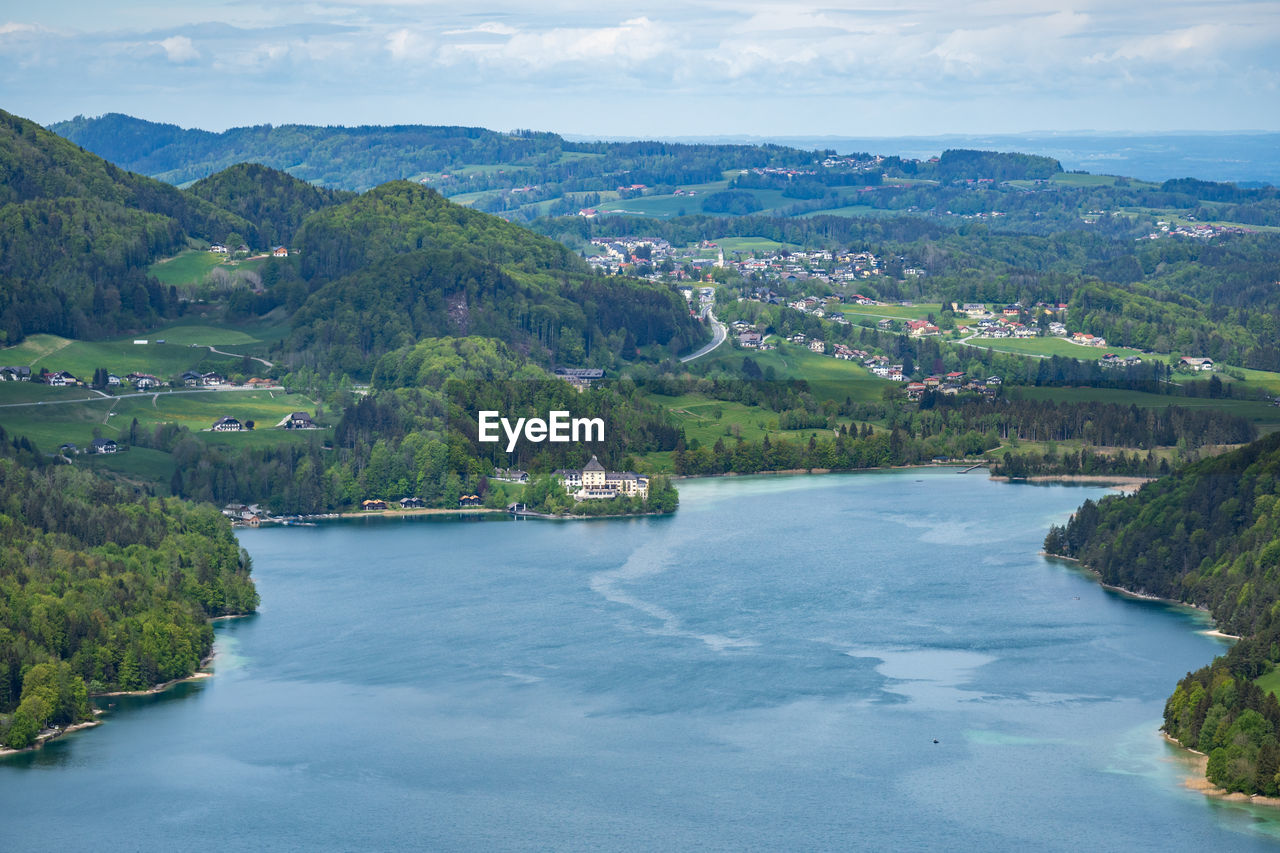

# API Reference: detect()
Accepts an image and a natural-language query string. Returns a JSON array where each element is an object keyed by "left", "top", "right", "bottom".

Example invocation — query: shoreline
[
  {"left": 1042, "top": 551, "right": 1237, "bottom": 635},
  {"left": 1162, "top": 732, "right": 1280, "bottom": 806},
  {"left": 0, "top": 717, "right": 103, "bottom": 759},
  {"left": 990, "top": 473, "right": 1153, "bottom": 493},
  {"left": 2, "top": 636, "right": 228, "bottom": 757},
  {"left": 671, "top": 461, "right": 990, "bottom": 481}
]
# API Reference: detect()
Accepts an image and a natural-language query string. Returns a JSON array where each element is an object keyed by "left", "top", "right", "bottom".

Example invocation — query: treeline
[
  {"left": 673, "top": 424, "right": 994, "bottom": 476},
  {"left": 1044, "top": 431, "right": 1280, "bottom": 794},
  {"left": 918, "top": 395, "right": 1255, "bottom": 448},
  {"left": 51, "top": 113, "right": 829, "bottom": 192},
  {"left": 0, "top": 426, "right": 257, "bottom": 748}
]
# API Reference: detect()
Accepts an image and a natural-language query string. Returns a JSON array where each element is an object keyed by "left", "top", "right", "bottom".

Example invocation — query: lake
[{"left": 4, "top": 469, "right": 1280, "bottom": 850}]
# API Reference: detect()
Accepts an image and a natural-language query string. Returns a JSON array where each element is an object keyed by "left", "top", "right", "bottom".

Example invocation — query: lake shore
[
  {"left": 1163, "top": 732, "right": 1280, "bottom": 807},
  {"left": 1, "top": 629, "right": 230, "bottom": 757},
  {"left": 990, "top": 473, "right": 1154, "bottom": 492},
  {"left": 0, "top": 716, "right": 103, "bottom": 759},
  {"left": 671, "top": 461, "right": 990, "bottom": 481},
  {"left": 1040, "top": 555, "right": 1240, "bottom": 638}
]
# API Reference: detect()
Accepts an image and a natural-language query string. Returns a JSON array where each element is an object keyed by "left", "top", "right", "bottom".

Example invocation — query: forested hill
[
  {"left": 292, "top": 180, "right": 580, "bottom": 280},
  {"left": 284, "top": 182, "right": 705, "bottom": 374},
  {"left": 1047, "top": 431, "right": 1280, "bottom": 635},
  {"left": 1046, "top": 433, "right": 1280, "bottom": 795},
  {"left": 187, "top": 163, "right": 355, "bottom": 248},
  {"left": 0, "top": 426, "right": 258, "bottom": 749},
  {"left": 0, "top": 108, "right": 252, "bottom": 341}
]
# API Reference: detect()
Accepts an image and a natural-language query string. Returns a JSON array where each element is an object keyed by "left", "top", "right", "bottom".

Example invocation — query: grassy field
[
  {"left": 839, "top": 303, "right": 947, "bottom": 322},
  {"left": 799, "top": 204, "right": 904, "bottom": 220},
  {"left": 83, "top": 447, "right": 178, "bottom": 491},
  {"left": 124, "top": 324, "right": 262, "bottom": 347},
  {"left": 108, "top": 390, "right": 320, "bottom": 435},
  {"left": 715, "top": 237, "right": 803, "bottom": 254},
  {"left": 0, "top": 382, "right": 104, "bottom": 404},
  {"left": 958, "top": 336, "right": 1152, "bottom": 361},
  {"left": 1257, "top": 668, "right": 1280, "bottom": 699},
  {"left": 1231, "top": 367, "right": 1280, "bottom": 397},
  {"left": 0, "top": 336, "right": 244, "bottom": 381},
  {"left": 0, "top": 389, "right": 322, "bottom": 451},
  {"left": 147, "top": 250, "right": 225, "bottom": 286},
  {"left": 697, "top": 342, "right": 888, "bottom": 404}
]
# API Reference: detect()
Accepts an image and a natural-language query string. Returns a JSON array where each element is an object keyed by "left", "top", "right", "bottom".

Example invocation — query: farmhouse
[
  {"left": 361, "top": 499, "right": 387, "bottom": 511},
  {"left": 277, "top": 411, "right": 317, "bottom": 429},
  {"left": 1179, "top": 356, "right": 1215, "bottom": 371},
  {"left": 399, "top": 497, "right": 425, "bottom": 509},
  {"left": 212, "top": 417, "right": 244, "bottom": 432},
  {"left": 91, "top": 438, "right": 118, "bottom": 454},
  {"left": 272, "top": 246, "right": 289, "bottom": 257},
  {"left": 0, "top": 366, "right": 31, "bottom": 381}
]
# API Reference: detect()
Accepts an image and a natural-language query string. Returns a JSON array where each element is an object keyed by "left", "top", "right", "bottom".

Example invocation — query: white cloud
[
  {"left": 155, "top": 34, "right": 200, "bottom": 62},
  {"left": 442, "top": 22, "right": 517, "bottom": 37}
]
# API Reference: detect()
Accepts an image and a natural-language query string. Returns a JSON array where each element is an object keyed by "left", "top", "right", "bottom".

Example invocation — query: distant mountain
[
  {"left": 48, "top": 113, "right": 575, "bottom": 189},
  {"left": 645, "top": 132, "right": 1280, "bottom": 186},
  {"left": 0, "top": 108, "right": 251, "bottom": 341},
  {"left": 47, "top": 113, "right": 829, "bottom": 194}
]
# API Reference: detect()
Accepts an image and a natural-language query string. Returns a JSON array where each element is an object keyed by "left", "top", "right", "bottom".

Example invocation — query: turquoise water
[{"left": 5, "top": 470, "right": 1280, "bottom": 850}]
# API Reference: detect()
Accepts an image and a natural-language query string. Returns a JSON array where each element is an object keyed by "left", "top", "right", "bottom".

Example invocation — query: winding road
[{"left": 680, "top": 307, "right": 727, "bottom": 363}]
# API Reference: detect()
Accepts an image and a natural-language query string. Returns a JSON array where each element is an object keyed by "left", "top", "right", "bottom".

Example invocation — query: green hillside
[
  {"left": 1047, "top": 432, "right": 1280, "bottom": 795},
  {"left": 187, "top": 163, "right": 355, "bottom": 248},
  {"left": 0, "top": 108, "right": 252, "bottom": 341}
]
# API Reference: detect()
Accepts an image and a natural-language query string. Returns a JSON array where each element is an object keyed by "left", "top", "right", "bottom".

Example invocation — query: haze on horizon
[{"left": 2, "top": 0, "right": 1277, "bottom": 139}]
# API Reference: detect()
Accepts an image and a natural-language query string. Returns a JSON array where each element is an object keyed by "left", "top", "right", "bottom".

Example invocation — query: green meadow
[
  {"left": 715, "top": 237, "right": 803, "bottom": 254},
  {"left": 958, "top": 336, "right": 1152, "bottom": 361},
  {"left": 0, "top": 389, "right": 322, "bottom": 452},
  {"left": 147, "top": 249, "right": 225, "bottom": 286},
  {"left": 0, "top": 336, "right": 243, "bottom": 381},
  {"left": 697, "top": 342, "right": 888, "bottom": 404}
]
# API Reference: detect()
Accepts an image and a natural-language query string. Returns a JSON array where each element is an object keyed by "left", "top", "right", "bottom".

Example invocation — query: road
[
  {"left": 201, "top": 345, "right": 273, "bottom": 368},
  {"left": 0, "top": 386, "right": 286, "bottom": 410},
  {"left": 680, "top": 307, "right": 727, "bottom": 363}
]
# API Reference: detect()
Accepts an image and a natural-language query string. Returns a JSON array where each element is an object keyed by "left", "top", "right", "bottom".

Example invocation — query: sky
[{"left": 2, "top": 0, "right": 1278, "bottom": 137}]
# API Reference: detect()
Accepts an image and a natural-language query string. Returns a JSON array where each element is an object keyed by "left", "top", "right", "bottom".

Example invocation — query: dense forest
[
  {"left": 282, "top": 181, "right": 704, "bottom": 374},
  {"left": 0, "top": 109, "right": 252, "bottom": 341},
  {"left": 1045, "top": 432, "right": 1280, "bottom": 794},
  {"left": 0, "top": 426, "right": 257, "bottom": 749},
  {"left": 186, "top": 163, "right": 354, "bottom": 248}
]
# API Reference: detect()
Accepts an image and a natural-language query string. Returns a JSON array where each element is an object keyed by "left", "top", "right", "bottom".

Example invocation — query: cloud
[
  {"left": 155, "top": 35, "right": 200, "bottom": 62},
  {"left": 442, "top": 22, "right": 517, "bottom": 37},
  {"left": 0, "top": 22, "right": 39, "bottom": 36},
  {"left": 1, "top": 2, "right": 1276, "bottom": 134}
]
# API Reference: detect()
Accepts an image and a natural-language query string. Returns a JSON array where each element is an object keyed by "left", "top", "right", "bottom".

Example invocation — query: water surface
[{"left": 4, "top": 470, "right": 1277, "bottom": 850}]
